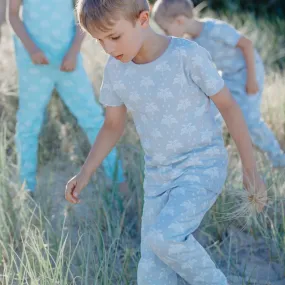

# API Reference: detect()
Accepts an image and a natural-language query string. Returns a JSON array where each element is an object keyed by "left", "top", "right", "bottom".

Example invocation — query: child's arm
[
  {"left": 211, "top": 86, "right": 267, "bottom": 212},
  {"left": 60, "top": 26, "right": 85, "bottom": 72},
  {"left": 187, "top": 42, "right": 267, "bottom": 212},
  {"left": 236, "top": 36, "right": 259, "bottom": 95},
  {"left": 65, "top": 105, "right": 127, "bottom": 204},
  {"left": 211, "top": 21, "right": 259, "bottom": 95},
  {"left": 212, "top": 86, "right": 256, "bottom": 171},
  {"left": 9, "top": 0, "right": 49, "bottom": 64}
]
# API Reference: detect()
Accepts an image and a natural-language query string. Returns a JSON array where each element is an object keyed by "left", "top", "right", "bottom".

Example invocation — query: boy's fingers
[
  {"left": 61, "top": 64, "right": 68, "bottom": 72},
  {"left": 69, "top": 194, "right": 78, "bottom": 204},
  {"left": 257, "top": 195, "right": 267, "bottom": 213},
  {"left": 69, "top": 195, "right": 78, "bottom": 204},
  {"left": 65, "top": 181, "right": 77, "bottom": 203},
  {"left": 71, "top": 186, "right": 80, "bottom": 203},
  {"left": 63, "top": 64, "right": 73, "bottom": 72}
]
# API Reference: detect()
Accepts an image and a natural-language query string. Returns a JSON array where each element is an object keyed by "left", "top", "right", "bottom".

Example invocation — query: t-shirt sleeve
[
  {"left": 210, "top": 20, "right": 242, "bottom": 47},
  {"left": 99, "top": 64, "right": 124, "bottom": 107},
  {"left": 187, "top": 43, "right": 225, "bottom": 97}
]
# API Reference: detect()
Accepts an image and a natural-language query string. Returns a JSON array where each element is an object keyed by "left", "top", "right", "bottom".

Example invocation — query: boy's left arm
[
  {"left": 187, "top": 42, "right": 266, "bottom": 212},
  {"left": 212, "top": 22, "right": 258, "bottom": 95},
  {"left": 236, "top": 36, "right": 259, "bottom": 95},
  {"left": 211, "top": 86, "right": 267, "bottom": 212},
  {"left": 61, "top": 26, "right": 85, "bottom": 72}
]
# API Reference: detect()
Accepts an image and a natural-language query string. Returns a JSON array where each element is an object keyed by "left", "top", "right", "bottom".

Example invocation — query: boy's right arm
[
  {"left": 65, "top": 105, "right": 127, "bottom": 204},
  {"left": 9, "top": 0, "right": 49, "bottom": 64}
]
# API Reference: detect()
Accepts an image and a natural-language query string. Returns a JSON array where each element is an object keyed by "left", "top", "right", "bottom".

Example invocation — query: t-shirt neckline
[{"left": 130, "top": 36, "right": 174, "bottom": 67}]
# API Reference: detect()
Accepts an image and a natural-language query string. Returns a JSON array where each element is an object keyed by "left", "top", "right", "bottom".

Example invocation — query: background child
[
  {"left": 9, "top": 0, "right": 125, "bottom": 193},
  {"left": 65, "top": 0, "right": 267, "bottom": 284},
  {"left": 152, "top": 0, "right": 285, "bottom": 168}
]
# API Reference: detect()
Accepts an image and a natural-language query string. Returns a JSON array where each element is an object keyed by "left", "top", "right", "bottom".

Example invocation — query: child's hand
[
  {"left": 246, "top": 78, "right": 259, "bottom": 95},
  {"left": 30, "top": 49, "right": 49, "bottom": 65},
  {"left": 65, "top": 170, "right": 90, "bottom": 204},
  {"left": 60, "top": 51, "right": 77, "bottom": 72},
  {"left": 243, "top": 169, "right": 268, "bottom": 213}
]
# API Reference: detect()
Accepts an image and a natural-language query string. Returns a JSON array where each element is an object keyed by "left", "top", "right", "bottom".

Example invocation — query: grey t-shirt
[
  {"left": 100, "top": 37, "right": 226, "bottom": 169},
  {"left": 194, "top": 18, "right": 262, "bottom": 76}
]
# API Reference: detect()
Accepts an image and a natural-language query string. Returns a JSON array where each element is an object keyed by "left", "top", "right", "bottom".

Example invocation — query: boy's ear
[
  {"left": 175, "top": 15, "right": 186, "bottom": 25},
  {"left": 139, "top": 10, "right": 150, "bottom": 27}
]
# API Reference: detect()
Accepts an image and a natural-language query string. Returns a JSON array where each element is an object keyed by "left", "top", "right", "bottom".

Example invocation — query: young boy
[
  {"left": 65, "top": 0, "right": 267, "bottom": 284},
  {"left": 152, "top": 0, "right": 285, "bottom": 168},
  {"left": 9, "top": 0, "right": 125, "bottom": 193}
]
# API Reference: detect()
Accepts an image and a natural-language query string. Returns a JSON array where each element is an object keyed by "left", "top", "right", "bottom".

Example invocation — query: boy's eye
[{"left": 111, "top": 35, "right": 121, "bottom": 40}]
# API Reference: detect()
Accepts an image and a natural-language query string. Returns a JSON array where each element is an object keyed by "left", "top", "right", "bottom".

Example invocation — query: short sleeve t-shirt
[
  {"left": 100, "top": 37, "right": 226, "bottom": 168},
  {"left": 194, "top": 19, "right": 261, "bottom": 75}
]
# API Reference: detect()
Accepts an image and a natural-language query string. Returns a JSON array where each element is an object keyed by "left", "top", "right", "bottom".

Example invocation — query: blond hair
[
  {"left": 152, "top": 0, "right": 194, "bottom": 22},
  {"left": 77, "top": 0, "right": 150, "bottom": 32}
]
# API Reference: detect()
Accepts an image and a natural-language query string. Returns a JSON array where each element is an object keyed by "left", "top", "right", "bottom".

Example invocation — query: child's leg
[
  {"left": 16, "top": 66, "right": 54, "bottom": 191},
  {"left": 138, "top": 190, "right": 178, "bottom": 285},
  {"left": 143, "top": 184, "right": 228, "bottom": 285},
  {"left": 225, "top": 64, "right": 285, "bottom": 166},
  {"left": 56, "top": 57, "right": 124, "bottom": 183},
  {"left": 232, "top": 89, "right": 284, "bottom": 165},
  {"left": 138, "top": 189, "right": 197, "bottom": 285}
]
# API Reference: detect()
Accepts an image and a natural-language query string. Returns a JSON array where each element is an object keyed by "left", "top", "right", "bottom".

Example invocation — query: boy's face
[
  {"left": 157, "top": 17, "right": 185, "bottom": 38},
  {"left": 88, "top": 13, "right": 148, "bottom": 63}
]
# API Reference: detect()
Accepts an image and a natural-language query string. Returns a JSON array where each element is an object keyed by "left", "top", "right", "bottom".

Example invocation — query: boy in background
[
  {"left": 9, "top": 0, "right": 125, "bottom": 193},
  {"left": 153, "top": 0, "right": 285, "bottom": 168}
]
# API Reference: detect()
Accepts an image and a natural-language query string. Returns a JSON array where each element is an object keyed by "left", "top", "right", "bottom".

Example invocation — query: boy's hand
[
  {"left": 60, "top": 50, "right": 77, "bottom": 72},
  {"left": 246, "top": 78, "right": 259, "bottom": 95},
  {"left": 30, "top": 49, "right": 49, "bottom": 65},
  {"left": 243, "top": 169, "right": 267, "bottom": 213},
  {"left": 65, "top": 170, "right": 90, "bottom": 204}
]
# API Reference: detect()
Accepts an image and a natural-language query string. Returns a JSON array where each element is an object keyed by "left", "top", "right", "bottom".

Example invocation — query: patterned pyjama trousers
[
  {"left": 137, "top": 154, "right": 228, "bottom": 285},
  {"left": 224, "top": 62, "right": 284, "bottom": 162}
]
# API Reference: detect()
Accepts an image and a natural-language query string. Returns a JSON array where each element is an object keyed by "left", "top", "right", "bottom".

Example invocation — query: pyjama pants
[
  {"left": 224, "top": 62, "right": 284, "bottom": 161},
  {"left": 137, "top": 167, "right": 228, "bottom": 285}
]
